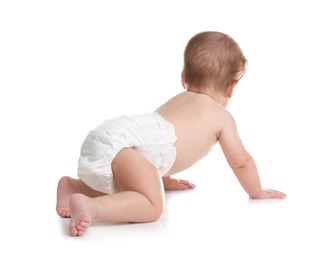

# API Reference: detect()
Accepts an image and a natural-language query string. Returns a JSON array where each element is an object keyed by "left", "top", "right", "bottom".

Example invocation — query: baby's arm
[
  {"left": 162, "top": 176, "right": 196, "bottom": 191},
  {"left": 229, "top": 153, "right": 286, "bottom": 199},
  {"left": 218, "top": 112, "right": 286, "bottom": 199}
]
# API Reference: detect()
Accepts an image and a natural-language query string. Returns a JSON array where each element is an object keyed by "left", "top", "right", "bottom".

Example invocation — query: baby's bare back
[{"left": 155, "top": 91, "right": 227, "bottom": 175}]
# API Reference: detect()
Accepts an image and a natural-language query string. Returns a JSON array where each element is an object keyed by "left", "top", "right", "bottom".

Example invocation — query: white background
[{"left": 1, "top": 0, "right": 326, "bottom": 259}]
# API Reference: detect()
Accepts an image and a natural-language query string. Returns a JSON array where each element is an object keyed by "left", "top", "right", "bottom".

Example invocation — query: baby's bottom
[{"left": 66, "top": 148, "right": 166, "bottom": 236}]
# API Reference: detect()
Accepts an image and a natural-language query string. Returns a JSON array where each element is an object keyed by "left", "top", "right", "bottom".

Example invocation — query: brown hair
[{"left": 183, "top": 31, "right": 247, "bottom": 92}]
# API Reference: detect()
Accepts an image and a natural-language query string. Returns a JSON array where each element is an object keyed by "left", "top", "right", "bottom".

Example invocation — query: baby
[{"left": 56, "top": 31, "right": 286, "bottom": 236}]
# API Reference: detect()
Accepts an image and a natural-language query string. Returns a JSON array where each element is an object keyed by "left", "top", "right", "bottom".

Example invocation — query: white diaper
[{"left": 77, "top": 112, "right": 177, "bottom": 194}]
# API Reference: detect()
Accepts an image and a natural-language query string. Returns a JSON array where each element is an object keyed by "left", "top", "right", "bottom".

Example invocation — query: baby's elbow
[{"left": 229, "top": 154, "right": 253, "bottom": 171}]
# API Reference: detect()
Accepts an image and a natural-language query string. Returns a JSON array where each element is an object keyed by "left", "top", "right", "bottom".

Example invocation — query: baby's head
[{"left": 183, "top": 31, "right": 247, "bottom": 94}]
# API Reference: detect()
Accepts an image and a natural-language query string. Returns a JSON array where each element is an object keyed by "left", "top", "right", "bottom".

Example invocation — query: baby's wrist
[{"left": 249, "top": 189, "right": 265, "bottom": 199}]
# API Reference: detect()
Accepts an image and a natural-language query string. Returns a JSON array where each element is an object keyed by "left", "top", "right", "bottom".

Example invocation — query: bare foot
[
  {"left": 56, "top": 176, "right": 81, "bottom": 217},
  {"left": 69, "top": 193, "right": 93, "bottom": 236}
]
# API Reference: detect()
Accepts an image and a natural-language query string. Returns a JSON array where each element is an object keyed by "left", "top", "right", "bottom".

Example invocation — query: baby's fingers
[
  {"left": 269, "top": 189, "right": 286, "bottom": 199},
  {"left": 179, "top": 179, "right": 196, "bottom": 189},
  {"left": 259, "top": 188, "right": 287, "bottom": 199}
]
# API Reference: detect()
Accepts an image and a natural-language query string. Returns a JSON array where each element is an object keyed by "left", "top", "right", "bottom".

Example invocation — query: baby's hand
[
  {"left": 162, "top": 176, "right": 196, "bottom": 191},
  {"left": 255, "top": 188, "right": 287, "bottom": 199}
]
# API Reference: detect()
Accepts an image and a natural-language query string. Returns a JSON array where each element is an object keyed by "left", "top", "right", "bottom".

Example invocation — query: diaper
[{"left": 77, "top": 112, "right": 177, "bottom": 194}]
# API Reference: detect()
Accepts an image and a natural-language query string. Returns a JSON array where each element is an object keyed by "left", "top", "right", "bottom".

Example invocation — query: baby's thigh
[{"left": 112, "top": 148, "right": 165, "bottom": 205}]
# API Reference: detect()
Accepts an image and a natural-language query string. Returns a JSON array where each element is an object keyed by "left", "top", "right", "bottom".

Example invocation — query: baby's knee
[{"left": 147, "top": 200, "right": 165, "bottom": 222}]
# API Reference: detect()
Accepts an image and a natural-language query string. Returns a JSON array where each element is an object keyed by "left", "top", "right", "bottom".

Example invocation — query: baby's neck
[
  {"left": 212, "top": 93, "right": 230, "bottom": 108},
  {"left": 187, "top": 88, "right": 230, "bottom": 108}
]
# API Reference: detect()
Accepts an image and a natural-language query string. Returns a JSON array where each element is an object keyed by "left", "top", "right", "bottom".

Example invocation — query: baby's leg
[
  {"left": 56, "top": 176, "right": 105, "bottom": 218},
  {"left": 69, "top": 148, "right": 165, "bottom": 236}
]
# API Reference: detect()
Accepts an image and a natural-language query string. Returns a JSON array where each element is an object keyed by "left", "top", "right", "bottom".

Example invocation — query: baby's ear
[{"left": 226, "top": 81, "right": 238, "bottom": 98}]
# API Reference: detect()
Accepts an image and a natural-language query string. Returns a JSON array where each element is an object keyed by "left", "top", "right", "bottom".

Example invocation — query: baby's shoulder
[{"left": 202, "top": 99, "right": 233, "bottom": 121}]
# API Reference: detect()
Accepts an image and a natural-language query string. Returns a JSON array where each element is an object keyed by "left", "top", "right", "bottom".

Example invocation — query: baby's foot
[
  {"left": 56, "top": 176, "right": 81, "bottom": 217},
  {"left": 69, "top": 193, "right": 93, "bottom": 236}
]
